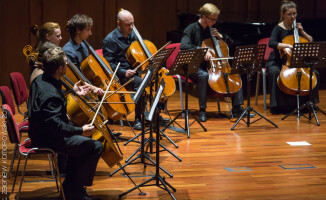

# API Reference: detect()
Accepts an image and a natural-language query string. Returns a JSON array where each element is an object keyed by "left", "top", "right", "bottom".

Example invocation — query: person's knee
[
  {"left": 268, "top": 66, "right": 280, "bottom": 80},
  {"left": 93, "top": 140, "right": 104, "bottom": 155}
]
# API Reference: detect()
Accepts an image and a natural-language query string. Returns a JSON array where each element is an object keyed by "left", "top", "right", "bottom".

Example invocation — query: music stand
[
  {"left": 281, "top": 42, "right": 326, "bottom": 125},
  {"left": 145, "top": 47, "right": 181, "bottom": 149},
  {"left": 110, "top": 61, "right": 175, "bottom": 178},
  {"left": 163, "top": 48, "right": 208, "bottom": 138},
  {"left": 119, "top": 79, "right": 177, "bottom": 200},
  {"left": 230, "top": 44, "right": 278, "bottom": 130},
  {"left": 124, "top": 47, "right": 182, "bottom": 153}
]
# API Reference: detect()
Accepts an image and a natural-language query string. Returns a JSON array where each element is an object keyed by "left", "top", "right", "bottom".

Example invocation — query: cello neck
[
  {"left": 209, "top": 27, "right": 223, "bottom": 58},
  {"left": 133, "top": 26, "right": 152, "bottom": 58},
  {"left": 293, "top": 19, "right": 300, "bottom": 43},
  {"left": 67, "top": 58, "right": 92, "bottom": 84},
  {"left": 83, "top": 40, "right": 118, "bottom": 80}
]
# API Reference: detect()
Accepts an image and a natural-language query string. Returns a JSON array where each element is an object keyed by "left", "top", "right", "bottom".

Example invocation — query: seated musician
[
  {"left": 29, "top": 22, "right": 62, "bottom": 83},
  {"left": 28, "top": 46, "right": 103, "bottom": 200},
  {"left": 266, "top": 0, "right": 319, "bottom": 114},
  {"left": 180, "top": 3, "right": 248, "bottom": 122},
  {"left": 63, "top": 14, "right": 104, "bottom": 96},
  {"left": 102, "top": 9, "right": 169, "bottom": 130}
]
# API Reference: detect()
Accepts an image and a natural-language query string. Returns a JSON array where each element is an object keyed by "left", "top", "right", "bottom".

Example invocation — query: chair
[
  {"left": 0, "top": 86, "right": 28, "bottom": 177},
  {"left": 9, "top": 72, "right": 29, "bottom": 117},
  {"left": 165, "top": 43, "right": 194, "bottom": 113},
  {"left": 1, "top": 104, "right": 65, "bottom": 199},
  {"left": 255, "top": 38, "right": 274, "bottom": 110},
  {"left": 95, "top": 49, "right": 103, "bottom": 56}
]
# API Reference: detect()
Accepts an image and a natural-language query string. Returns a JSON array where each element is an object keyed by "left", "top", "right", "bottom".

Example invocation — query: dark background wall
[{"left": 1, "top": 0, "right": 325, "bottom": 87}]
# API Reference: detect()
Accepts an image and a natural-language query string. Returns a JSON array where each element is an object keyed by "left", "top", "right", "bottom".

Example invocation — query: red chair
[
  {"left": 9, "top": 72, "right": 29, "bottom": 117},
  {"left": 95, "top": 49, "right": 103, "bottom": 56},
  {"left": 0, "top": 86, "right": 28, "bottom": 177},
  {"left": 1, "top": 104, "right": 64, "bottom": 199},
  {"left": 165, "top": 43, "right": 194, "bottom": 112},
  {"left": 255, "top": 38, "right": 274, "bottom": 110}
]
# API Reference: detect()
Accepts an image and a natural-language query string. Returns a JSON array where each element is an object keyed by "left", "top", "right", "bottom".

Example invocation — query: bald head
[
  {"left": 117, "top": 10, "right": 134, "bottom": 37},
  {"left": 117, "top": 10, "right": 133, "bottom": 22}
]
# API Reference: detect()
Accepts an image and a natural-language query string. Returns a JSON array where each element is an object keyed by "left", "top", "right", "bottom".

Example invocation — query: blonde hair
[
  {"left": 199, "top": 3, "right": 220, "bottom": 17},
  {"left": 32, "top": 22, "right": 61, "bottom": 52},
  {"left": 280, "top": 0, "right": 297, "bottom": 21}
]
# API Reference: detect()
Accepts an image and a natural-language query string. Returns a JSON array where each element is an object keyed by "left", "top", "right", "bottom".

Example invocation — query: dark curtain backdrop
[{"left": 1, "top": 0, "right": 325, "bottom": 87}]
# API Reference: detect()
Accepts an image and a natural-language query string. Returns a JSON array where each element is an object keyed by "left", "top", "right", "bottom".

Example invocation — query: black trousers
[
  {"left": 50, "top": 135, "right": 103, "bottom": 187},
  {"left": 189, "top": 65, "right": 244, "bottom": 110},
  {"left": 267, "top": 64, "right": 319, "bottom": 111}
]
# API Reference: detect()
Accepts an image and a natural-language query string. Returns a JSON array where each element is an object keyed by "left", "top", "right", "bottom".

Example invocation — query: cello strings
[{"left": 90, "top": 62, "right": 120, "bottom": 126}]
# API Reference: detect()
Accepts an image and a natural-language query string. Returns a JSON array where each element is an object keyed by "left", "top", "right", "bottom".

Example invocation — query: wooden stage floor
[{"left": 2, "top": 89, "right": 326, "bottom": 200}]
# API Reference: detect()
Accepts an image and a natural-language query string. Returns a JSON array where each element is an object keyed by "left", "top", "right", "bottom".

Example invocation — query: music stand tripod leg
[
  {"left": 231, "top": 106, "right": 250, "bottom": 130},
  {"left": 231, "top": 44, "right": 278, "bottom": 130},
  {"left": 119, "top": 108, "right": 176, "bottom": 199},
  {"left": 314, "top": 104, "right": 326, "bottom": 116},
  {"left": 158, "top": 141, "right": 182, "bottom": 161},
  {"left": 159, "top": 129, "right": 178, "bottom": 148},
  {"left": 251, "top": 107, "right": 278, "bottom": 127}
]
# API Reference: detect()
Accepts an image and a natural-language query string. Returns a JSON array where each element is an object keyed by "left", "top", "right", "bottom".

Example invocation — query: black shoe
[
  {"left": 81, "top": 187, "right": 102, "bottom": 200},
  {"left": 199, "top": 111, "right": 207, "bottom": 122},
  {"left": 63, "top": 181, "right": 86, "bottom": 200},
  {"left": 159, "top": 115, "right": 170, "bottom": 123},
  {"left": 133, "top": 118, "right": 142, "bottom": 130},
  {"left": 113, "top": 132, "right": 122, "bottom": 137}
]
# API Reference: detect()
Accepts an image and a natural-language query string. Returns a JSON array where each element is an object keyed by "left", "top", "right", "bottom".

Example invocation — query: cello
[
  {"left": 201, "top": 27, "right": 242, "bottom": 96},
  {"left": 80, "top": 40, "right": 135, "bottom": 120},
  {"left": 277, "top": 19, "right": 317, "bottom": 96},
  {"left": 126, "top": 23, "right": 176, "bottom": 99},
  {"left": 24, "top": 48, "right": 122, "bottom": 167},
  {"left": 63, "top": 84, "right": 123, "bottom": 168}
]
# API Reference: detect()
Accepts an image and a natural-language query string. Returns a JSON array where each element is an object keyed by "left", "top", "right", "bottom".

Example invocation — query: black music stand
[
  {"left": 281, "top": 42, "right": 326, "bottom": 125},
  {"left": 163, "top": 48, "right": 208, "bottom": 138},
  {"left": 119, "top": 79, "right": 177, "bottom": 200},
  {"left": 110, "top": 66, "right": 174, "bottom": 178},
  {"left": 144, "top": 47, "right": 181, "bottom": 149},
  {"left": 125, "top": 47, "right": 181, "bottom": 162},
  {"left": 124, "top": 48, "right": 182, "bottom": 152},
  {"left": 231, "top": 44, "right": 278, "bottom": 130}
]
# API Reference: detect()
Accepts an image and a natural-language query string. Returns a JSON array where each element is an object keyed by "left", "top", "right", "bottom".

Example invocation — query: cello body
[
  {"left": 277, "top": 22, "right": 317, "bottom": 96},
  {"left": 81, "top": 41, "right": 135, "bottom": 120},
  {"left": 201, "top": 30, "right": 242, "bottom": 96},
  {"left": 66, "top": 93, "right": 123, "bottom": 168},
  {"left": 126, "top": 26, "right": 176, "bottom": 99}
]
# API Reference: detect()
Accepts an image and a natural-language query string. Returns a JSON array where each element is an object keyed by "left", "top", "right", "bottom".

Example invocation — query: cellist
[
  {"left": 29, "top": 22, "right": 62, "bottom": 83},
  {"left": 266, "top": 0, "right": 319, "bottom": 114},
  {"left": 28, "top": 46, "right": 103, "bottom": 200},
  {"left": 180, "top": 3, "right": 248, "bottom": 122},
  {"left": 62, "top": 14, "right": 104, "bottom": 96},
  {"left": 102, "top": 9, "right": 169, "bottom": 130}
]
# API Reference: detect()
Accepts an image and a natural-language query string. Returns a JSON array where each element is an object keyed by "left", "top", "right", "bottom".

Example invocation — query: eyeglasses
[{"left": 205, "top": 15, "right": 218, "bottom": 22}]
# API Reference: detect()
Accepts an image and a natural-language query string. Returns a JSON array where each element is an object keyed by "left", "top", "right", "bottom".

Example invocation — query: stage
[{"left": 2, "top": 90, "right": 326, "bottom": 200}]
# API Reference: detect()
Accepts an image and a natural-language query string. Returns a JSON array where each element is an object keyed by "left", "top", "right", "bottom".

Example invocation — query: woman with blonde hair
[{"left": 266, "top": 0, "right": 319, "bottom": 114}]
